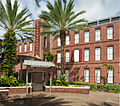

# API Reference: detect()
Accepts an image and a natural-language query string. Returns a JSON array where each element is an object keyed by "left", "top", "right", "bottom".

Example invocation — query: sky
[{"left": 0, "top": 0, "right": 120, "bottom": 38}]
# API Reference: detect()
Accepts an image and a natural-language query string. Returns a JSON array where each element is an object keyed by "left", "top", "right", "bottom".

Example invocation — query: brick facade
[
  {"left": 16, "top": 19, "right": 50, "bottom": 79},
  {"left": 51, "top": 16, "right": 120, "bottom": 84}
]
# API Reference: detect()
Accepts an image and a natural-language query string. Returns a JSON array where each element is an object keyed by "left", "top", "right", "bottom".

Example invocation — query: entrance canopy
[
  {"left": 24, "top": 60, "right": 55, "bottom": 68},
  {"left": 24, "top": 60, "right": 55, "bottom": 94}
]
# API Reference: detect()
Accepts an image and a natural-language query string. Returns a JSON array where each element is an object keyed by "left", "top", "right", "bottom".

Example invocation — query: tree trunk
[{"left": 60, "top": 32, "right": 65, "bottom": 75}]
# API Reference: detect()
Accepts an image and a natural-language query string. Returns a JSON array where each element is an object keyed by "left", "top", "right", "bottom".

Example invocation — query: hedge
[{"left": 68, "top": 82, "right": 120, "bottom": 93}]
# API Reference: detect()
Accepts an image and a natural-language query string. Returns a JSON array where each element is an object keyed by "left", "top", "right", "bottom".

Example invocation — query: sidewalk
[{"left": 0, "top": 91, "right": 119, "bottom": 106}]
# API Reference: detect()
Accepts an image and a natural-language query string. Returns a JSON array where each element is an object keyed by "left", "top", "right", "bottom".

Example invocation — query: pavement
[{"left": 0, "top": 91, "right": 119, "bottom": 106}]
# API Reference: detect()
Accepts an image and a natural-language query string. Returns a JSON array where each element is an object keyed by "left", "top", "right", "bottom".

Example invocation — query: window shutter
[
  {"left": 79, "top": 48, "right": 82, "bottom": 62},
  {"left": 71, "top": 50, "right": 74, "bottom": 62}
]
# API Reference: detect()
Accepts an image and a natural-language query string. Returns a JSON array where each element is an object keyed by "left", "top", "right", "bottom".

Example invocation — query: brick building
[
  {"left": 51, "top": 16, "right": 120, "bottom": 84},
  {"left": 16, "top": 19, "right": 50, "bottom": 81}
]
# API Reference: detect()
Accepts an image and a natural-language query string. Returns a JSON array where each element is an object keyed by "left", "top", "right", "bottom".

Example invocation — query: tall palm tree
[
  {"left": 0, "top": 0, "right": 33, "bottom": 76},
  {"left": 39, "top": 0, "right": 89, "bottom": 74}
]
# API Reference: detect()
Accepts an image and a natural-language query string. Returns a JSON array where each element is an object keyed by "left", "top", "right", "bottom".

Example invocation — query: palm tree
[
  {"left": 39, "top": 0, "right": 89, "bottom": 74},
  {"left": 0, "top": 0, "right": 33, "bottom": 76}
]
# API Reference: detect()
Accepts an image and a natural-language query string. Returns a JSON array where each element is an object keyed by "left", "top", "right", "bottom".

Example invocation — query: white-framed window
[
  {"left": 107, "top": 69, "right": 113, "bottom": 83},
  {"left": 65, "top": 70, "right": 69, "bottom": 81},
  {"left": 65, "top": 51, "right": 69, "bottom": 62},
  {"left": 19, "top": 45, "right": 22, "bottom": 53},
  {"left": 95, "top": 29, "right": 101, "bottom": 41},
  {"left": 66, "top": 36, "right": 70, "bottom": 45},
  {"left": 74, "top": 49, "right": 79, "bottom": 62},
  {"left": 107, "top": 27, "right": 113, "bottom": 39},
  {"left": 84, "top": 31, "right": 89, "bottom": 42},
  {"left": 84, "top": 69, "right": 89, "bottom": 82},
  {"left": 57, "top": 70, "right": 61, "bottom": 80},
  {"left": 95, "top": 48, "right": 101, "bottom": 61},
  {"left": 107, "top": 47, "right": 113, "bottom": 60},
  {"left": 95, "top": 69, "right": 101, "bottom": 83},
  {"left": 30, "top": 43, "right": 32, "bottom": 51},
  {"left": 24, "top": 44, "right": 27, "bottom": 52},
  {"left": 84, "top": 49, "right": 89, "bottom": 61},
  {"left": 75, "top": 33, "right": 79, "bottom": 44},
  {"left": 57, "top": 37, "right": 61, "bottom": 46},
  {"left": 57, "top": 53, "right": 61, "bottom": 63}
]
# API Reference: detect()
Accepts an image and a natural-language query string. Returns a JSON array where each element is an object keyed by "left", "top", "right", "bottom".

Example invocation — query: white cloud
[{"left": 74, "top": 0, "right": 120, "bottom": 22}]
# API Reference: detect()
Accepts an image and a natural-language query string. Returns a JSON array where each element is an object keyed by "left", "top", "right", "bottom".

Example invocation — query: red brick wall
[
  {"left": 0, "top": 87, "right": 32, "bottom": 95},
  {"left": 45, "top": 87, "right": 90, "bottom": 94},
  {"left": 51, "top": 22, "right": 120, "bottom": 84}
]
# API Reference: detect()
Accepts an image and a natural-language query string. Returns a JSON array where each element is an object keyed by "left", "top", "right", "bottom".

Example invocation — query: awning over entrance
[
  {"left": 24, "top": 60, "right": 55, "bottom": 95},
  {"left": 24, "top": 60, "right": 55, "bottom": 68}
]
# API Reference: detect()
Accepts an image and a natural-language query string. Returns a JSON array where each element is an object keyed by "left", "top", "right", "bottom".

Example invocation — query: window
[
  {"left": 84, "top": 49, "right": 89, "bottom": 61},
  {"left": 44, "top": 37, "right": 47, "bottom": 47},
  {"left": 74, "top": 49, "right": 79, "bottom": 62},
  {"left": 75, "top": 33, "right": 79, "bottom": 44},
  {"left": 95, "top": 69, "right": 101, "bottom": 83},
  {"left": 107, "top": 69, "right": 113, "bottom": 83},
  {"left": 95, "top": 29, "right": 101, "bottom": 41},
  {"left": 107, "top": 47, "right": 113, "bottom": 60},
  {"left": 30, "top": 43, "right": 32, "bottom": 51},
  {"left": 84, "top": 31, "right": 89, "bottom": 42},
  {"left": 19, "top": 45, "right": 21, "bottom": 53},
  {"left": 57, "top": 70, "right": 61, "bottom": 80},
  {"left": 66, "top": 36, "right": 70, "bottom": 45},
  {"left": 107, "top": 27, "right": 113, "bottom": 39},
  {"left": 65, "top": 70, "right": 69, "bottom": 81},
  {"left": 57, "top": 37, "right": 61, "bottom": 46},
  {"left": 95, "top": 48, "right": 101, "bottom": 61},
  {"left": 24, "top": 44, "right": 27, "bottom": 52},
  {"left": 57, "top": 53, "right": 61, "bottom": 63},
  {"left": 84, "top": 69, "right": 89, "bottom": 82},
  {"left": 65, "top": 51, "right": 69, "bottom": 62}
]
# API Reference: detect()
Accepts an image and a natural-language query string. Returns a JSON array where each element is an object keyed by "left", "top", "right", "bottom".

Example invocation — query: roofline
[{"left": 88, "top": 15, "right": 120, "bottom": 24}]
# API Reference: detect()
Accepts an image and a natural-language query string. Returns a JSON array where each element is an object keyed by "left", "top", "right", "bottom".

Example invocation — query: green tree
[
  {"left": 43, "top": 52, "right": 56, "bottom": 62},
  {"left": 39, "top": 0, "right": 89, "bottom": 74},
  {"left": 0, "top": 0, "right": 33, "bottom": 76}
]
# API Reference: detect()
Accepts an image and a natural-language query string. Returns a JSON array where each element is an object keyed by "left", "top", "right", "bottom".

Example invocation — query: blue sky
[{"left": 0, "top": 0, "right": 120, "bottom": 38}]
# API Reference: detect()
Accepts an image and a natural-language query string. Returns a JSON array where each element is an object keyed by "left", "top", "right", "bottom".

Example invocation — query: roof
[{"left": 24, "top": 60, "right": 55, "bottom": 68}]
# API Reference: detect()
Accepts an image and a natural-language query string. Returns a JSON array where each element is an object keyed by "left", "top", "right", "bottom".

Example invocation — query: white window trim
[
  {"left": 57, "top": 53, "right": 61, "bottom": 63},
  {"left": 57, "top": 70, "right": 61, "bottom": 80},
  {"left": 95, "top": 29, "right": 101, "bottom": 41},
  {"left": 95, "top": 48, "right": 101, "bottom": 61},
  {"left": 84, "top": 32, "right": 89, "bottom": 43},
  {"left": 84, "top": 49, "right": 89, "bottom": 61},
  {"left": 65, "top": 70, "right": 69, "bottom": 81},
  {"left": 66, "top": 36, "right": 70, "bottom": 45},
  {"left": 30, "top": 43, "right": 32, "bottom": 51},
  {"left": 107, "top": 47, "right": 113, "bottom": 60},
  {"left": 24, "top": 44, "right": 27, "bottom": 52},
  {"left": 57, "top": 37, "right": 61, "bottom": 46},
  {"left": 107, "top": 27, "right": 113, "bottom": 39},
  {"left": 107, "top": 69, "right": 113, "bottom": 83},
  {"left": 75, "top": 33, "right": 79, "bottom": 44},
  {"left": 65, "top": 51, "right": 70, "bottom": 62},
  {"left": 84, "top": 69, "right": 89, "bottom": 82},
  {"left": 19, "top": 45, "right": 22, "bottom": 53},
  {"left": 74, "top": 49, "right": 79, "bottom": 62},
  {"left": 95, "top": 69, "right": 101, "bottom": 83}
]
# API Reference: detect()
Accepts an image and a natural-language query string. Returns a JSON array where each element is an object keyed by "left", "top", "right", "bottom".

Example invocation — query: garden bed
[
  {"left": 45, "top": 86, "right": 90, "bottom": 94},
  {"left": 0, "top": 86, "right": 32, "bottom": 95}
]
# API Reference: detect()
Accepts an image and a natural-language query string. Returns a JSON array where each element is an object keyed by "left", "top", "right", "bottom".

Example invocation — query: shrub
[
  {"left": 46, "top": 74, "right": 69, "bottom": 86},
  {"left": 105, "top": 84, "right": 120, "bottom": 93},
  {"left": 68, "top": 82, "right": 120, "bottom": 93},
  {"left": 0, "top": 76, "right": 26, "bottom": 87}
]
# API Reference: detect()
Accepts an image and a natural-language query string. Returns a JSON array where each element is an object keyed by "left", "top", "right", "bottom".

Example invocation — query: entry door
[{"left": 32, "top": 72, "right": 46, "bottom": 91}]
